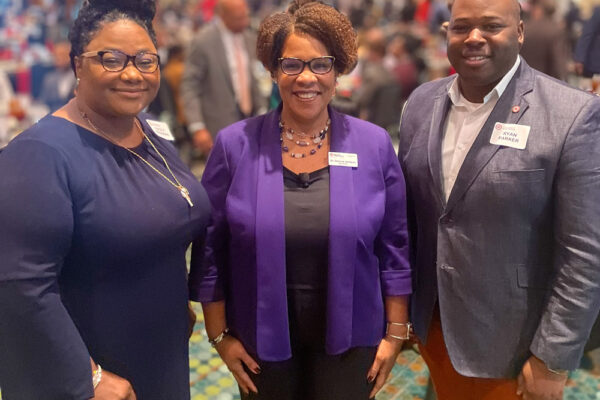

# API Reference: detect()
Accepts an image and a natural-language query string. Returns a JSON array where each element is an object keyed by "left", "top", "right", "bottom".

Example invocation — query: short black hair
[{"left": 68, "top": 0, "right": 158, "bottom": 75}]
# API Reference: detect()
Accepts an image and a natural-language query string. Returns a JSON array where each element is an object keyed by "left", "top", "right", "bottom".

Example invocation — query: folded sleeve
[
  {"left": 189, "top": 133, "right": 231, "bottom": 302},
  {"left": 0, "top": 140, "right": 93, "bottom": 399},
  {"left": 375, "top": 134, "right": 412, "bottom": 296}
]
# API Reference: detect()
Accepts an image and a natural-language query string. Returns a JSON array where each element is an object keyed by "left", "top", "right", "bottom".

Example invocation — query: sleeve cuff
[
  {"left": 189, "top": 276, "right": 224, "bottom": 303},
  {"left": 188, "top": 122, "right": 206, "bottom": 133},
  {"left": 380, "top": 269, "right": 413, "bottom": 297}
]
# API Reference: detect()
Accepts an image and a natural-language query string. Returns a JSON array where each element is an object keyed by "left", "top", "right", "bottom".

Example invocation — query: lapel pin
[{"left": 512, "top": 105, "right": 520, "bottom": 113}]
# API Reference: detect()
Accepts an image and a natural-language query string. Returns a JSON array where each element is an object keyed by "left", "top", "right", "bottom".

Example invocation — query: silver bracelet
[
  {"left": 92, "top": 364, "right": 102, "bottom": 389},
  {"left": 386, "top": 321, "right": 412, "bottom": 340},
  {"left": 209, "top": 328, "right": 229, "bottom": 347},
  {"left": 547, "top": 366, "right": 569, "bottom": 376}
]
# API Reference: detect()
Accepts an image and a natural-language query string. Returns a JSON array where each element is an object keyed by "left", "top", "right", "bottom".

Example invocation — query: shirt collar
[{"left": 448, "top": 56, "right": 521, "bottom": 106}]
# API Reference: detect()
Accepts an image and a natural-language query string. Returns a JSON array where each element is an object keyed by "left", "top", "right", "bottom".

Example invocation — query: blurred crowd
[{"left": 1, "top": 0, "right": 599, "bottom": 155}]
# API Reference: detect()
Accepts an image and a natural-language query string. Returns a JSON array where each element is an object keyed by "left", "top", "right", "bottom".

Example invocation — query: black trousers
[
  {"left": 241, "top": 346, "right": 377, "bottom": 400},
  {"left": 241, "top": 290, "right": 377, "bottom": 400}
]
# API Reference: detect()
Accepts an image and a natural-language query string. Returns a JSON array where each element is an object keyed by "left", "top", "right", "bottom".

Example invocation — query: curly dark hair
[
  {"left": 256, "top": 0, "right": 358, "bottom": 75},
  {"left": 68, "top": 0, "right": 158, "bottom": 75}
]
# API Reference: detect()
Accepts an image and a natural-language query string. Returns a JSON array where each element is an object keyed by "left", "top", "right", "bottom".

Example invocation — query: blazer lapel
[
  {"left": 428, "top": 84, "right": 453, "bottom": 208},
  {"left": 254, "top": 108, "right": 291, "bottom": 358},
  {"left": 445, "top": 61, "right": 534, "bottom": 214},
  {"left": 212, "top": 24, "right": 235, "bottom": 96},
  {"left": 327, "top": 107, "right": 358, "bottom": 353}
]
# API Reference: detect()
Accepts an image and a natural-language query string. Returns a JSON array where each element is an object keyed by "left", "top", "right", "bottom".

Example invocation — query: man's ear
[{"left": 517, "top": 20, "right": 525, "bottom": 49}]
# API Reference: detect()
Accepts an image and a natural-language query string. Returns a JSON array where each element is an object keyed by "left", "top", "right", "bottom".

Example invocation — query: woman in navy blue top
[{"left": 0, "top": 1, "right": 209, "bottom": 399}]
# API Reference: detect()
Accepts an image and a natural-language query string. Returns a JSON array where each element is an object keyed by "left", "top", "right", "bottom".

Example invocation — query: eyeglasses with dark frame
[
  {"left": 278, "top": 56, "right": 335, "bottom": 75},
  {"left": 79, "top": 50, "right": 161, "bottom": 73}
]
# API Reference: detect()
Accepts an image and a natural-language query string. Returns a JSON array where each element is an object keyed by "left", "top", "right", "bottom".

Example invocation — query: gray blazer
[
  {"left": 181, "top": 22, "right": 265, "bottom": 137},
  {"left": 398, "top": 59, "right": 600, "bottom": 378}
]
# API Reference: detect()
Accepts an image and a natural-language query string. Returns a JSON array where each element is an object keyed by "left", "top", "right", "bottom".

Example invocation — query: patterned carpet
[
  {"left": 189, "top": 304, "right": 600, "bottom": 400},
  {"left": 0, "top": 305, "right": 597, "bottom": 399}
]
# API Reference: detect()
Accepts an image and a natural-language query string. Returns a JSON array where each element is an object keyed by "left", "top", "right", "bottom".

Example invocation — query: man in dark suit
[
  {"left": 574, "top": 4, "right": 600, "bottom": 78},
  {"left": 398, "top": 0, "right": 600, "bottom": 398},
  {"left": 181, "top": 0, "right": 266, "bottom": 156}
]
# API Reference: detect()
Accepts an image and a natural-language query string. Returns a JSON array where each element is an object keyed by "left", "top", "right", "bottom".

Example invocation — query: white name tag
[
  {"left": 328, "top": 152, "right": 358, "bottom": 167},
  {"left": 490, "top": 122, "right": 530, "bottom": 150},
  {"left": 146, "top": 119, "right": 175, "bottom": 141}
]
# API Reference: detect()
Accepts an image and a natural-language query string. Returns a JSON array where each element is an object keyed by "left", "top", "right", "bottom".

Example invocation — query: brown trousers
[{"left": 418, "top": 306, "right": 520, "bottom": 400}]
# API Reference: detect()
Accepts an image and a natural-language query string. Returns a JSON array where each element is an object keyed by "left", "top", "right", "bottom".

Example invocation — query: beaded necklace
[{"left": 279, "top": 118, "right": 330, "bottom": 159}]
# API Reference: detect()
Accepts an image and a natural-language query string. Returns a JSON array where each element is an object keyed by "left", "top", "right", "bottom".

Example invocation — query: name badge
[
  {"left": 328, "top": 152, "right": 358, "bottom": 167},
  {"left": 490, "top": 122, "right": 530, "bottom": 150},
  {"left": 146, "top": 119, "right": 175, "bottom": 141}
]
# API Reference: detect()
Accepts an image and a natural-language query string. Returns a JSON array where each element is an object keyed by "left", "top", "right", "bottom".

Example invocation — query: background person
[
  {"left": 398, "top": 0, "right": 600, "bottom": 399},
  {"left": 0, "top": 70, "right": 24, "bottom": 149},
  {"left": 181, "top": 0, "right": 266, "bottom": 157},
  {"left": 189, "top": 1, "right": 412, "bottom": 399},
  {"left": 354, "top": 27, "right": 402, "bottom": 132},
  {"left": 38, "top": 40, "right": 77, "bottom": 112},
  {"left": 0, "top": 0, "right": 210, "bottom": 398},
  {"left": 520, "top": 0, "right": 568, "bottom": 80},
  {"left": 573, "top": 0, "right": 600, "bottom": 78}
]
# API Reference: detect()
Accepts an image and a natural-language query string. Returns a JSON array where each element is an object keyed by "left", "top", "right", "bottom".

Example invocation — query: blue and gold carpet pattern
[
  {"left": 0, "top": 305, "right": 596, "bottom": 399},
  {"left": 189, "top": 305, "right": 600, "bottom": 400}
]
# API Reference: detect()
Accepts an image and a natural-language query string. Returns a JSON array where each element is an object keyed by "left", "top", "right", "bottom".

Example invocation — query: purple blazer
[{"left": 190, "top": 106, "right": 411, "bottom": 361}]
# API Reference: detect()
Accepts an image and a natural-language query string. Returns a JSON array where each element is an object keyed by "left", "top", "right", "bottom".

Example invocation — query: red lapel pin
[{"left": 512, "top": 105, "right": 520, "bottom": 113}]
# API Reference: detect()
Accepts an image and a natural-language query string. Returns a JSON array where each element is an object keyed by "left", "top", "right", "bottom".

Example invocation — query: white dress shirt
[{"left": 441, "top": 56, "right": 521, "bottom": 201}]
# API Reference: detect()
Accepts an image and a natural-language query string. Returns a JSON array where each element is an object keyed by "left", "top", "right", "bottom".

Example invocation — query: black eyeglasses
[
  {"left": 278, "top": 56, "right": 335, "bottom": 75},
  {"left": 80, "top": 50, "right": 160, "bottom": 73}
]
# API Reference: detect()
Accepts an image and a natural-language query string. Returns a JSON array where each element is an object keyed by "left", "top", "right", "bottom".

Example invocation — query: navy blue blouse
[{"left": 0, "top": 114, "right": 210, "bottom": 399}]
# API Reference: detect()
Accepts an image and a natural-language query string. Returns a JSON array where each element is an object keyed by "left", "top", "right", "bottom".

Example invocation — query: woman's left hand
[{"left": 367, "top": 336, "right": 404, "bottom": 399}]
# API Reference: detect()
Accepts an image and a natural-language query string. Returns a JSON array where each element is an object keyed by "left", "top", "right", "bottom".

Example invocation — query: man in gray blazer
[
  {"left": 398, "top": 0, "right": 600, "bottom": 398},
  {"left": 181, "top": 0, "right": 265, "bottom": 156}
]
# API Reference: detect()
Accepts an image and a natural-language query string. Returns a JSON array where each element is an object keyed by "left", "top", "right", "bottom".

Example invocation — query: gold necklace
[{"left": 78, "top": 109, "right": 194, "bottom": 207}]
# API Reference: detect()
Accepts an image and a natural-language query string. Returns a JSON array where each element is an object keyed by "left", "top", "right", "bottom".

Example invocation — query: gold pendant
[{"left": 179, "top": 186, "right": 194, "bottom": 207}]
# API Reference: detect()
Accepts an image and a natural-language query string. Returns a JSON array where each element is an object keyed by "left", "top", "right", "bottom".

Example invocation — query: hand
[
  {"left": 8, "top": 98, "right": 25, "bottom": 120},
  {"left": 516, "top": 355, "right": 567, "bottom": 400},
  {"left": 367, "top": 336, "right": 404, "bottom": 398},
  {"left": 188, "top": 302, "right": 197, "bottom": 338},
  {"left": 574, "top": 62, "right": 584, "bottom": 76},
  {"left": 93, "top": 369, "right": 136, "bottom": 400},
  {"left": 192, "top": 129, "right": 213, "bottom": 155},
  {"left": 215, "top": 335, "right": 260, "bottom": 395}
]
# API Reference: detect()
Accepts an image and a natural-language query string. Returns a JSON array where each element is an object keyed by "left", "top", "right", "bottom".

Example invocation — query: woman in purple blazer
[{"left": 189, "top": 1, "right": 412, "bottom": 398}]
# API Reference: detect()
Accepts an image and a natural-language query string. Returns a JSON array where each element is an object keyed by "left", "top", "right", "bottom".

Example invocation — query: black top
[
  {"left": 283, "top": 166, "right": 330, "bottom": 349},
  {"left": 283, "top": 166, "right": 330, "bottom": 289}
]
